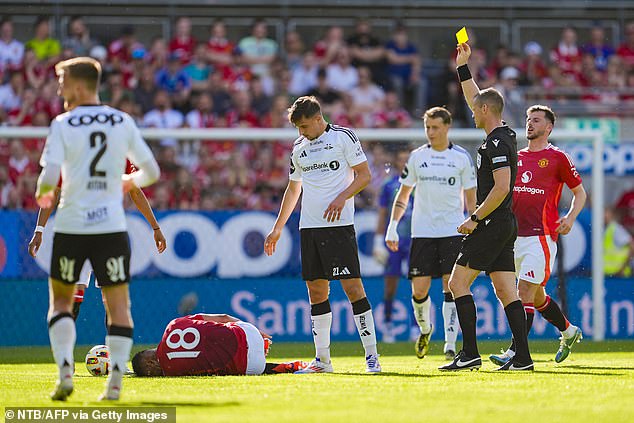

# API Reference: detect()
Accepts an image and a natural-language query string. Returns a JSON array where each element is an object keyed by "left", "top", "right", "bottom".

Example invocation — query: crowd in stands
[{"left": 0, "top": 15, "right": 634, "bottom": 214}]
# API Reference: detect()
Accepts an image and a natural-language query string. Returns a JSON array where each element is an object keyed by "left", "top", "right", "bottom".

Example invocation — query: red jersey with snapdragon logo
[
  {"left": 513, "top": 144, "right": 582, "bottom": 240},
  {"left": 156, "top": 315, "right": 248, "bottom": 376}
]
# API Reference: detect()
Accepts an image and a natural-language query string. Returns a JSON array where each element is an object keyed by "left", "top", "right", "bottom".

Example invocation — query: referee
[
  {"left": 439, "top": 43, "right": 533, "bottom": 371},
  {"left": 264, "top": 96, "right": 380, "bottom": 374}
]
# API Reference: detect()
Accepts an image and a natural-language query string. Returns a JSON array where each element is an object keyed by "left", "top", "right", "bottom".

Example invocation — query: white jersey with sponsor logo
[
  {"left": 399, "top": 143, "right": 476, "bottom": 238},
  {"left": 40, "top": 105, "right": 155, "bottom": 234},
  {"left": 289, "top": 124, "right": 367, "bottom": 229}
]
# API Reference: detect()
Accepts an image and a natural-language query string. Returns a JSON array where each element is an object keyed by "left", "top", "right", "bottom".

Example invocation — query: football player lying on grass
[{"left": 132, "top": 314, "right": 306, "bottom": 376}]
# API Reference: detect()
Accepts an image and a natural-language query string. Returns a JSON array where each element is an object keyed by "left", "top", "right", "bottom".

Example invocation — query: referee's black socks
[
  {"left": 504, "top": 300, "right": 532, "bottom": 364},
  {"left": 454, "top": 295, "right": 479, "bottom": 357}
]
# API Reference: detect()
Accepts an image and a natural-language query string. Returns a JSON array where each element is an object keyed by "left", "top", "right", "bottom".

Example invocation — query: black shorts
[
  {"left": 455, "top": 212, "right": 517, "bottom": 274},
  {"left": 50, "top": 232, "right": 131, "bottom": 286},
  {"left": 408, "top": 236, "right": 462, "bottom": 279},
  {"left": 300, "top": 225, "right": 361, "bottom": 281}
]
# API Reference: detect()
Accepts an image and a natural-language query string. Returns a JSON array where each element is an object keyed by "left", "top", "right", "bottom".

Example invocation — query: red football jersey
[
  {"left": 156, "top": 315, "right": 248, "bottom": 376},
  {"left": 513, "top": 144, "right": 582, "bottom": 240}
]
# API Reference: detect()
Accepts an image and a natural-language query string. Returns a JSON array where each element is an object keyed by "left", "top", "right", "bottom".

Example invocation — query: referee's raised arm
[{"left": 455, "top": 43, "right": 480, "bottom": 111}]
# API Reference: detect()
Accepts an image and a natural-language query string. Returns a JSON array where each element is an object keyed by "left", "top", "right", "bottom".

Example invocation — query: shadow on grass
[{"left": 556, "top": 364, "right": 634, "bottom": 372}]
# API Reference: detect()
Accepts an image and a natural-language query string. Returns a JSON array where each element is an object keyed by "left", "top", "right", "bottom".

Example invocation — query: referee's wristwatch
[{"left": 470, "top": 214, "right": 481, "bottom": 223}]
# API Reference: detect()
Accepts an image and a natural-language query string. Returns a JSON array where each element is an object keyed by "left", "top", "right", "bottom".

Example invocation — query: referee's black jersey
[{"left": 475, "top": 125, "right": 517, "bottom": 215}]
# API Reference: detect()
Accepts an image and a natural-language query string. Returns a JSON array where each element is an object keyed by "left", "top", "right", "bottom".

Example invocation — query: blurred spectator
[
  {"left": 350, "top": 66, "right": 385, "bottom": 127},
  {"left": 606, "top": 55, "right": 626, "bottom": 88},
  {"left": 34, "top": 79, "right": 62, "bottom": 119},
  {"left": 183, "top": 43, "right": 212, "bottom": 92},
  {"left": 494, "top": 66, "right": 524, "bottom": 127},
  {"left": 225, "top": 90, "right": 259, "bottom": 127},
  {"left": 25, "top": 16, "right": 61, "bottom": 63},
  {"left": 519, "top": 41, "right": 548, "bottom": 86},
  {"left": 604, "top": 207, "right": 633, "bottom": 277},
  {"left": 284, "top": 30, "right": 305, "bottom": 70},
  {"left": 289, "top": 51, "right": 318, "bottom": 96},
  {"left": 185, "top": 92, "right": 219, "bottom": 128},
  {"left": 306, "top": 67, "right": 341, "bottom": 116},
  {"left": 151, "top": 182, "right": 173, "bottom": 210},
  {"left": 133, "top": 66, "right": 159, "bottom": 114},
  {"left": 0, "top": 71, "right": 24, "bottom": 115},
  {"left": 373, "top": 91, "right": 412, "bottom": 128},
  {"left": 330, "top": 93, "right": 363, "bottom": 128},
  {"left": 0, "top": 164, "right": 15, "bottom": 208},
  {"left": 347, "top": 19, "right": 387, "bottom": 87},
  {"left": 8, "top": 139, "right": 35, "bottom": 184},
  {"left": 0, "top": 17, "right": 24, "bottom": 74},
  {"left": 313, "top": 25, "right": 346, "bottom": 67},
  {"left": 208, "top": 69, "right": 232, "bottom": 115},
  {"left": 108, "top": 25, "right": 143, "bottom": 70},
  {"left": 100, "top": 70, "right": 134, "bottom": 107},
  {"left": 148, "top": 37, "right": 168, "bottom": 69},
  {"left": 260, "top": 94, "right": 291, "bottom": 128},
  {"left": 23, "top": 49, "right": 48, "bottom": 90},
  {"left": 326, "top": 46, "right": 359, "bottom": 92},
  {"left": 250, "top": 75, "right": 272, "bottom": 118},
  {"left": 172, "top": 166, "right": 200, "bottom": 209},
  {"left": 615, "top": 187, "right": 634, "bottom": 233},
  {"left": 238, "top": 19, "right": 278, "bottom": 93},
  {"left": 7, "top": 87, "right": 35, "bottom": 126},
  {"left": 385, "top": 24, "right": 421, "bottom": 113},
  {"left": 550, "top": 26, "right": 582, "bottom": 78},
  {"left": 223, "top": 47, "right": 252, "bottom": 92},
  {"left": 169, "top": 16, "right": 196, "bottom": 64},
  {"left": 63, "top": 16, "right": 98, "bottom": 57},
  {"left": 206, "top": 19, "right": 234, "bottom": 75},
  {"left": 582, "top": 24, "right": 614, "bottom": 72},
  {"left": 487, "top": 44, "right": 510, "bottom": 78},
  {"left": 617, "top": 21, "right": 634, "bottom": 70},
  {"left": 142, "top": 90, "right": 185, "bottom": 147},
  {"left": 155, "top": 53, "right": 191, "bottom": 110}
]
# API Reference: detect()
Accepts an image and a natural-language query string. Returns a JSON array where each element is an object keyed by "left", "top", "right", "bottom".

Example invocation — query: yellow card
[{"left": 456, "top": 27, "right": 468, "bottom": 44}]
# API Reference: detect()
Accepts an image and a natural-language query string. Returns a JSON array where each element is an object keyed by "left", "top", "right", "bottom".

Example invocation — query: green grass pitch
[{"left": 1, "top": 341, "right": 633, "bottom": 423}]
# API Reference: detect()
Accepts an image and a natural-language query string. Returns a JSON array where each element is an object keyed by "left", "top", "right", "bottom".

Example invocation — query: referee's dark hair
[
  {"left": 526, "top": 104, "right": 556, "bottom": 125},
  {"left": 474, "top": 88, "right": 504, "bottom": 117},
  {"left": 288, "top": 96, "right": 322, "bottom": 124},
  {"left": 423, "top": 106, "right": 452, "bottom": 125},
  {"left": 55, "top": 56, "right": 102, "bottom": 92}
]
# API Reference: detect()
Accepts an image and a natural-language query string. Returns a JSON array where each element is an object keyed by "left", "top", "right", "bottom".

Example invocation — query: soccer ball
[{"left": 85, "top": 345, "right": 110, "bottom": 376}]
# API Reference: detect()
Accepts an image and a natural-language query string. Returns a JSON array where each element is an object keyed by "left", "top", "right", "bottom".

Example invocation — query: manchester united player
[
  {"left": 490, "top": 105, "right": 586, "bottom": 366},
  {"left": 28, "top": 161, "right": 166, "bottom": 321},
  {"left": 131, "top": 314, "right": 306, "bottom": 376}
]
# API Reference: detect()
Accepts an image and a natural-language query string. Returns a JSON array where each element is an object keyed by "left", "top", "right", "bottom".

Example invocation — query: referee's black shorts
[
  {"left": 300, "top": 225, "right": 361, "bottom": 281},
  {"left": 408, "top": 236, "right": 462, "bottom": 279},
  {"left": 455, "top": 212, "right": 517, "bottom": 274}
]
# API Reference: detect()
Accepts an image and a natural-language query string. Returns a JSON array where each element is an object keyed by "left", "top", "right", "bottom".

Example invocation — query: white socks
[
  {"left": 442, "top": 299, "right": 459, "bottom": 350},
  {"left": 354, "top": 309, "right": 378, "bottom": 357},
  {"left": 312, "top": 312, "right": 332, "bottom": 363},
  {"left": 562, "top": 324, "right": 578, "bottom": 338},
  {"left": 106, "top": 334, "right": 133, "bottom": 392},
  {"left": 49, "top": 314, "right": 76, "bottom": 378},
  {"left": 412, "top": 296, "right": 432, "bottom": 334}
]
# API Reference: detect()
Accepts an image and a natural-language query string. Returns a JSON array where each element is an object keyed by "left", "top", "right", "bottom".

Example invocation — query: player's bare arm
[
  {"left": 29, "top": 188, "right": 61, "bottom": 258},
  {"left": 456, "top": 43, "right": 480, "bottom": 111},
  {"left": 128, "top": 186, "right": 166, "bottom": 253},
  {"left": 556, "top": 183, "right": 587, "bottom": 235},
  {"left": 265, "top": 180, "right": 302, "bottom": 256},
  {"left": 464, "top": 187, "right": 477, "bottom": 215},
  {"left": 385, "top": 184, "right": 413, "bottom": 252},
  {"left": 323, "top": 161, "right": 371, "bottom": 223},
  {"left": 458, "top": 167, "right": 511, "bottom": 234}
]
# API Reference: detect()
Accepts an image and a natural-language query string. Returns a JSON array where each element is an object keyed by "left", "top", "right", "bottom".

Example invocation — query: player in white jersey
[
  {"left": 264, "top": 96, "right": 380, "bottom": 374},
  {"left": 385, "top": 107, "right": 477, "bottom": 360},
  {"left": 35, "top": 57, "right": 160, "bottom": 401}
]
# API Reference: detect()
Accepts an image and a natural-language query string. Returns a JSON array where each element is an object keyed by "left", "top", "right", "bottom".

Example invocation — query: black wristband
[
  {"left": 457, "top": 64, "right": 472, "bottom": 82},
  {"left": 153, "top": 227, "right": 160, "bottom": 231}
]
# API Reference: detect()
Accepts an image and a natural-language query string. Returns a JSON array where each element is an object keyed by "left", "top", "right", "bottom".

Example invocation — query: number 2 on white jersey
[{"left": 89, "top": 131, "right": 107, "bottom": 177}]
